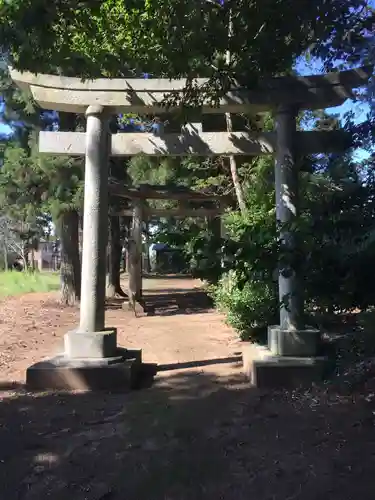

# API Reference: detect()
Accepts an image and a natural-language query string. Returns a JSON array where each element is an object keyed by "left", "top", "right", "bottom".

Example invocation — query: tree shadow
[
  {"left": 0, "top": 368, "right": 374, "bottom": 500},
  {"left": 142, "top": 273, "right": 193, "bottom": 280},
  {"left": 140, "top": 290, "right": 213, "bottom": 316},
  {"left": 105, "top": 289, "right": 212, "bottom": 315},
  {"left": 157, "top": 356, "right": 242, "bottom": 372},
  {"left": 142, "top": 288, "right": 197, "bottom": 294},
  {"left": 105, "top": 298, "right": 126, "bottom": 311}
]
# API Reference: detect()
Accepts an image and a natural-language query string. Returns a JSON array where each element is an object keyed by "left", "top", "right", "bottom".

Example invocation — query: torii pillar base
[
  {"left": 242, "top": 343, "right": 330, "bottom": 389},
  {"left": 27, "top": 330, "right": 143, "bottom": 392},
  {"left": 26, "top": 345, "right": 143, "bottom": 392}
]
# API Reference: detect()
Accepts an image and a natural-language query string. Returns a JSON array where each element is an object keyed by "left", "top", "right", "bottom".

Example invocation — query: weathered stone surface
[
  {"left": 241, "top": 343, "right": 328, "bottom": 389},
  {"left": 268, "top": 326, "right": 321, "bottom": 357},
  {"left": 274, "top": 105, "right": 304, "bottom": 331},
  {"left": 251, "top": 355, "right": 328, "bottom": 389},
  {"left": 38, "top": 130, "right": 349, "bottom": 157},
  {"left": 10, "top": 66, "right": 372, "bottom": 113},
  {"left": 64, "top": 328, "right": 117, "bottom": 358},
  {"left": 26, "top": 348, "right": 143, "bottom": 391},
  {"left": 79, "top": 106, "right": 110, "bottom": 333},
  {"left": 114, "top": 207, "right": 224, "bottom": 218}
]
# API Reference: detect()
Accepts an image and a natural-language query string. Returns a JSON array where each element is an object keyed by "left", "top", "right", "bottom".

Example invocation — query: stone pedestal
[
  {"left": 26, "top": 348, "right": 142, "bottom": 391},
  {"left": 242, "top": 329, "right": 328, "bottom": 389},
  {"left": 242, "top": 343, "right": 328, "bottom": 389},
  {"left": 64, "top": 328, "right": 117, "bottom": 359},
  {"left": 25, "top": 106, "right": 145, "bottom": 391},
  {"left": 268, "top": 326, "right": 321, "bottom": 357}
]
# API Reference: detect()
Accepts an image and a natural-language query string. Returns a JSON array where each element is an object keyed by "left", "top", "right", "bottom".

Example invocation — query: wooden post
[{"left": 128, "top": 200, "right": 143, "bottom": 307}]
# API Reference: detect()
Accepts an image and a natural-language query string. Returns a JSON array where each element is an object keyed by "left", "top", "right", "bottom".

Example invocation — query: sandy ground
[
  {"left": 0, "top": 277, "right": 374, "bottom": 500},
  {"left": 0, "top": 277, "right": 240, "bottom": 383}
]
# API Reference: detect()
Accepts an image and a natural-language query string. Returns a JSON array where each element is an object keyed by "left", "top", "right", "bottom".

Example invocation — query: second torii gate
[
  {"left": 9, "top": 65, "right": 372, "bottom": 390},
  {"left": 110, "top": 184, "right": 226, "bottom": 307}
]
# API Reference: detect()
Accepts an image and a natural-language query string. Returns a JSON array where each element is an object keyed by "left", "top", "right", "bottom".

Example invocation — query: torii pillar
[
  {"left": 76, "top": 105, "right": 109, "bottom": 334},
  {"left": 268, "top": 104, "right": 320, "bottom": 354},
  {"left": 27, "top": 105, "right": 142, "bottom": 391},
  {"left": 249, "top": 104, "right": 324, "bottom": 389}
]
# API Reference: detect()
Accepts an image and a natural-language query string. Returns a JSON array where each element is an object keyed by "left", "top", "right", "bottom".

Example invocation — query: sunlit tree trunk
[
  {"left": 106, "top": 215, "right": 127, "bottom": 297},
  {"left": 144, "top": 219, "right": 151, "bottom": 274},
  {"left": 58, "top": 210, "right": 81, "bottom": 305},
  {"left": 225, "top": 11, "right": 246, "bottom": 214}
]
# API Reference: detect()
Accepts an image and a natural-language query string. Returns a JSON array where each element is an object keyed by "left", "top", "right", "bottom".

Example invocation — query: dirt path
[
  {"left": 0, "top": 277, "right": 375, "bottom": 499},
  {"left": 0, "top": 276, "right": 240, "bottom": 383}
]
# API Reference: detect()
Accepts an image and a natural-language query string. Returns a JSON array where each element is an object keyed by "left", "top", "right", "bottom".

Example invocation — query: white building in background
[
  {"left": 34, "top": 240, "right": 60, "bottom": 270},
  {"left": 149, "top": 242, "right": 169, "bottom": 272}
]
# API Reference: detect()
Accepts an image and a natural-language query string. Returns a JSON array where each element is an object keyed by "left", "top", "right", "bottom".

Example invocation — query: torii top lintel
[{"left": 9, "top": 66, "right": 372, "bottom": 115}]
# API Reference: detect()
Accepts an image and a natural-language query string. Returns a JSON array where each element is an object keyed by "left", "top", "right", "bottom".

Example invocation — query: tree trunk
[
  {"left": 2, "top": 244, "right": 8, "bottom": 271},
  {"left": 144, "top": 220, "right": 151, "bottom": 274},
  {"left": 20, "top": 245, "right": 28, "bottom": 271},
  {"left": 58, "top": 210, "right": 81, "bottom": 305},
  {"left": 225, "top": 114, "right": 247, "bottom": 214},
  {"left": 106, "top": 216, "right": 127, "bottom": 298},
  {"left": 121, "top": 215, "right": 132, "bottom": 273},
  {"left": 128, "top": 202, "right": 143, "bottom": 305},
  {"left": 30, "top": 247, "right": 36, "bottom": 271},
  {"left": 225, "top": 11, "right": 246, "bottom": 215}
]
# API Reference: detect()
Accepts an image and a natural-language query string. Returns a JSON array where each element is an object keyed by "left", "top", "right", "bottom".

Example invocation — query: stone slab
[
  {"left": 26, "top": 347, "right": 143, "bottom": 391},
  {"left": 242, "top": 342, "right": 329, "bottom": 389},
  {"left": 10, "top": 66, "right": 372, "bottom": 114},
  {"left": 268, "top": 325, "right": 321, "bottom": 357},
  {"left": 39, "top": 130, "right": 349, "bottom": 157},
  {"left": 64, "top": 328, "right": 117, "bottom": 358}
]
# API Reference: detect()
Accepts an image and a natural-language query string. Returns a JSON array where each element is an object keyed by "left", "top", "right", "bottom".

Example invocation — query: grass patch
[{"left": 0, "top": 270, "right": 60, "bottom": 298}]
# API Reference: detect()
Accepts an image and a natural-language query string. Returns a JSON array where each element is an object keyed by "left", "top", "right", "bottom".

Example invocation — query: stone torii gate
[
  {"left": 9, "top": 66, "right": 372, "bottom": 390},
  {"left": 110, "top": 184, "right": 226, "bottom": 307}
]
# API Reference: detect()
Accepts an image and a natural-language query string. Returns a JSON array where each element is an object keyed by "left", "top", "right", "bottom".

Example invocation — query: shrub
[{"left": 211, "top": 270, "right": 278, "bottom": 343}]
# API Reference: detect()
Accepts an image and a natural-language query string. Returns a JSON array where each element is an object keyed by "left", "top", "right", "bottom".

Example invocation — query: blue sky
[
  {"left": 0, "top": 100, "right": 10, "bottom": 136},
  {"left": 295, "top": 57, "right": 371, "bottom": 124},
  {"left": 295, "top": 56, "right": 372, "bottom": 161}
]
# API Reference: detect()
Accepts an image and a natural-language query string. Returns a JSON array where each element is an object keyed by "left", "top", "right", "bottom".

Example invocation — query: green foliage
[
  {"left": 0, "top": 270, "right": 59, "bottom": 298},
  {"left": 300, "top": 156, "right": 375, "bottom": 313},
  {"left": 211, "top": 271, "right": 277, "bottom": 342},
  {"left": 184, "top": 219, "right": 223, "bottom": 283},
  {"left": 0, "top": 68, "right": 84, "bottom": 225},
  {"left": 0, "top": 134, "right": 83, "bottom": 220},
  {"left": 211, "top": 158, "right": 279, "bottom": 340},
  {"left": 0, "top": 0, "right": 373, "bottom": 337},
  {"left": 211, "top": 145, "right": 375, "bottom": 340},
  {"left": 0, "top": 0, "right": 372, "bottom": 100}
]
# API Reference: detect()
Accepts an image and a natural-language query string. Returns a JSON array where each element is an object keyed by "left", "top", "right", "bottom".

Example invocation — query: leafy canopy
[{"left": 0, "top": 1, "right": 373, "bottom": 97}]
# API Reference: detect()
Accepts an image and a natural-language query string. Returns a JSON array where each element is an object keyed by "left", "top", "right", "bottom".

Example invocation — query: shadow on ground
[
  {"left": 105, "top": 298, "right": 126, "bottom": 310},
  {"left": 141, "top": 273, "right": 192, "bottom": 280},
  {"left": 142, "top": 288, "right": 197, "bottom": 294},
  {"left": 157, "top": 355, "right": 242, "bottom": 372},
  {"left": 106, "top": 290, "right": 213, "bottom": 316},
  {"left": 142, "top": 290, "right": 213, "bottom": 316},
  {"left": 0, "top": 368, "right": 375, "bottom": 500}
]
